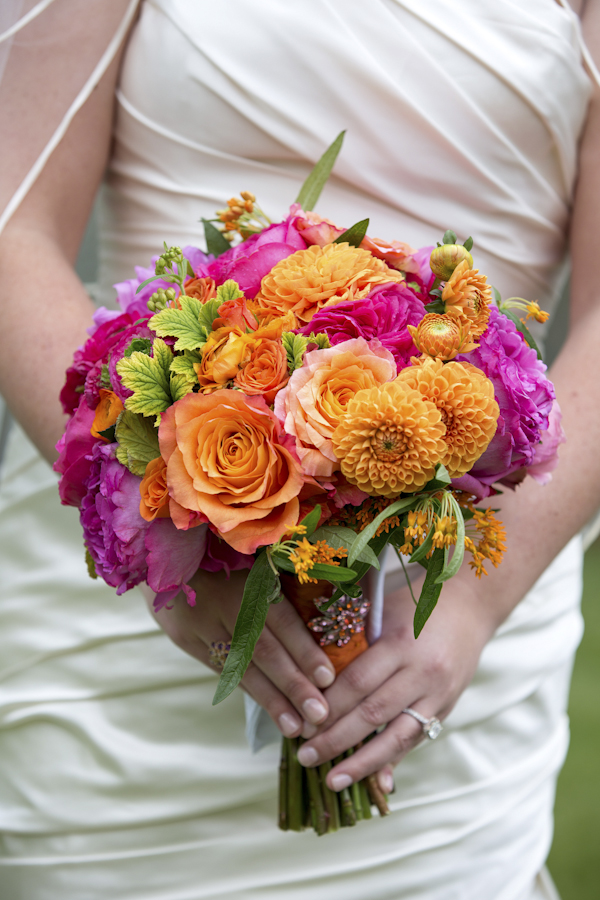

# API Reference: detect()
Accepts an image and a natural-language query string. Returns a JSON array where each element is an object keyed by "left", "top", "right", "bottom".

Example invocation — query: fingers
[
  {"left": 250, "top": 625, "right": 330, "bottom": 725},
  {"left": 297, "top": 669, "right": 433, "bottom": 773},
  {"left": 266, "top": 599, "right": 336, "bottom": 689},
  {"left": 323, "top": 710, "right": 427, "bottom": 791}
]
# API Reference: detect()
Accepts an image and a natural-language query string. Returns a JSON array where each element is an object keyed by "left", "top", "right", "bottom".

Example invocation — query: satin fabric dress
[{"left": 0, "top": 2, "right": 589, "bottom": 897}]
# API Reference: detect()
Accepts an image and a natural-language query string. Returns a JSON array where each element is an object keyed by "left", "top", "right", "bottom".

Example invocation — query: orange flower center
[{"left": 372, "top": 426, "right": 407, "bottom": 461}]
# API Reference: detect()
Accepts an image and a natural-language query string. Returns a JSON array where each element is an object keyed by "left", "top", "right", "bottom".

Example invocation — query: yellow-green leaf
[
  {"left": 115, "top": 409, "right": 161, "bottom": 475},
  {"left": 116, "top": 338, "right": 173, "bottom": 417}
]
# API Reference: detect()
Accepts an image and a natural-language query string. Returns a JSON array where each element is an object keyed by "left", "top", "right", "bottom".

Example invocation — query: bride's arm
[{"left": 296, "top": 0, "right": 600, "bottom": 791}]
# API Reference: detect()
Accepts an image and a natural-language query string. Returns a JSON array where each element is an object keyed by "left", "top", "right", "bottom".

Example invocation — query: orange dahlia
[
  {"left": 331, "top": 381, "right": 447, "bottom": 497},
  {"left": 407, "top": 313, "right": 478, "bottom": 360},
  {"left": 442, "top": 259, "right": 492, "bottom": 338},
  {"left": 396, "top": 358, "right": 499, "bottom": 477},
  {"left": 253, "top": 242, "right": 403, "bottom": 324}
]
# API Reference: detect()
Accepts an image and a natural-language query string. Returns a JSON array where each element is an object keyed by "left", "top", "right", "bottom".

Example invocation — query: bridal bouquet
[{"left": 55, "top": 134, "right": 562, "bottom": 835}]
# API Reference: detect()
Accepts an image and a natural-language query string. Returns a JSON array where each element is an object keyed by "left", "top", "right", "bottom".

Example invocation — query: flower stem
[
  {"left": 319, "top": 761, "right": 340, "bottom": 832},
  {"left": 359, "top": 779, "right": 373, "bottom": 819},
  {"left": 287, "top": 737, "right": 305, "bottom": 831},
  {"left": 279, "top": 738, "right": 289, "bottom": 831},
  {"left": 366, "top": 773, "right": 390, "bottom": 817},
  {"left": 306, "top": 764, "right": 328, "bottom": 835}
]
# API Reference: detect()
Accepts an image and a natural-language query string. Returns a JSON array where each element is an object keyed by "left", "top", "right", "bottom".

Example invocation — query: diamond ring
[
  {"left": 209, "top": 640, "right": 231, "bottom": 671},
  {"left": 401, "top": 707, "right": 443, "bottom": 740}
]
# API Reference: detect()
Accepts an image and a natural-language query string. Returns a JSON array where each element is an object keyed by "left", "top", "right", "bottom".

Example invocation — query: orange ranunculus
[
  {"left": 212, "top": 295, "right": 257, "bottom": 331},
  {"left": 359, "top": 236, "right": 417, "bottom": 272},
  {"left": 183, "top": 276, "right": 217, "bottom": 303},
  {"left": 91, "top": 389, "right": 124, "bottom": 440},
  {"left": 273, "top": 338, "right": 396, "bottom": 478},
  {"left": 233, "top": 338, "right": 289, "bottom": 403},
  {"left": 139, "top": 456, "right": 171, "bottom": 521},
  {"left": 158, "top": 390, "right": 305, "bottom": 554}
]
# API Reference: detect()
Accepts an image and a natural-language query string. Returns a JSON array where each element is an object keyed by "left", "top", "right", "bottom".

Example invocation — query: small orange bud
[
  {"left": 91, "top": 390, "right": 124, "bottom": 440},
  {"left": 430, "top": 244, "right": 474, "bottom": 281}
]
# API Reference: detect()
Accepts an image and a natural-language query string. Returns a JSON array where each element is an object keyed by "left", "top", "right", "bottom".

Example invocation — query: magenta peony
[
  {"left": 297, "top": 282, "right": 426, "bottom": 370},
  {"left": 207, "top": 213, "right": 307, "bottom": 298},
  {"left": 456, "top": 306, "right": 555, "bottom": 485}
]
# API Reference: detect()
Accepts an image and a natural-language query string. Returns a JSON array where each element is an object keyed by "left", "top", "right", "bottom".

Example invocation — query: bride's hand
[
  {"left": 295, "top": 574, "right": 497, "bottom": 794},
  {"left": 146, "top": 568, "right": 336, "bottom": 739}
]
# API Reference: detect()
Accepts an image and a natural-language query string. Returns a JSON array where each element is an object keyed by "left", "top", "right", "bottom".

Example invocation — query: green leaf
[
  {"left": 149, "top": 295, "right": 206, "bottom": 352},
  {"left": 424, "top": 299, "right": 446, "bottom": 314},
  {"left": 424, "top": 464, "right": 452, "bottom": 492},
  {"left": 295, "top": 131, "right": 346, "bottom": 211},
  {"left": 100, "top": 364, "right": 112, "bottom": 390},
  {"left": 170, "top": 349, "right": 202, "bottom": 382},
  {"left": 501, "top": 309, "right": 543, "bottom": 361},
  {"left": 197, "top": 297, "right": 225, "bottom": 335},
  {"left": 347, "top": 497, "right": 415, "bottom": 567},
  {"left": 124, "top": 338, "right": 152, "bottom": 358},
  {"left": 333, "top": 218, "right": 369, "bottom": 248},
  {"left": 170, "top": 372, "right": 194, "bottom": 402},
  {"left": 311, "top": 525, "right": 380, "bottom": 570},
  {"left": 308, "top": 563, "right": 358, "bottom": 582},
  {"left": 463, "top": 236, "right": 474, "bottom": 252},
  {"left": 413, "top": 548, "right": 445, "bottom": 637},
  {"left": 282, "top": 332, "right": 308, "bottom": 373},
  {"left": 85, "top": 548, "right": 97, "bottom": 580},
  {"left": 442, "top": 230, "right": 457, "bottom": 245},
  {"left": 203, "top": 218, "right": 232, "bottom": 257},
  {"left": 299, "top": 504, "right": 321, "bottom": 537},
  {"left": 213, "top": 552, "right": 281, "bottom": 705},
  {"left": 115, "top": 409, "right": 161, "bottom": 475},
  {"left": 216, "top": 280, "right": 244, "bottom": 303},
  {"left": 435, "top": 496, "right": 466, "bottom": 584},
  {"left": 492, "top": 285, "right": 502, "bottom": 305},
  {"left": 116, "top": 339, "right": 173, "bottom": 418},
  {"left": 305, "top": 332, "right": 331, "bottom": 350},
  {"left": 98, "top": 424, "right": 116, "bottom": 443}
]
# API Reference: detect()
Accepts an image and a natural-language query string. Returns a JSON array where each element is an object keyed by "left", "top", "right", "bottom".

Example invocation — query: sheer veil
[{"left": 0, "top": 0, "right": 139, "bottom": 235}]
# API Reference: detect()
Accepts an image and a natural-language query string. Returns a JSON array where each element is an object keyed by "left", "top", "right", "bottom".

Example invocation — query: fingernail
[
  {"left": 301, "top": 721, "right": 318, "bottom": 739},
  {"left": 379, "top": 772, "right": 394, "bottom": 794},
  {"left": 313, "top": 665, "right": 335, "bottom": 688},
  {"left": 302, "top": 697, "right": 327, "bottom": 724},
  {"left": 297, "top": 745, "right": 319, "bottom": 766},
  {"left": 278, "top": 713, "right": 300, "bottom": 737},
  {"left": 330, "top": 773, "right": 353, "bottom": 792}
]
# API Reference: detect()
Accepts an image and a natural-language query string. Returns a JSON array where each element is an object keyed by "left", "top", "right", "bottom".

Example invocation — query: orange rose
[
  {"left": 159, "top": 390, "right": 305, "bottom": 554},
  {"left": 273, "top": 338, "right": 396, "bottom": 478},
  {"left": 91, "top": 390, "right": 124, "bottom": 440},
  {"left": 139, "top": 456, "right": 171, "bottom": 521},
  {"left": 183, "top": 276, "right": 216, "bottom": 303},
  {"left": 194, "top": 326, "right": 252, "bottom": 391},
  {"left": 234, "top": 338, "right": 289, "bottom": 404}
]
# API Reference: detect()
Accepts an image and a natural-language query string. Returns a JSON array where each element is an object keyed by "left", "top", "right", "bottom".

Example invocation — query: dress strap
[{"left": 555, "top": 0, "right": 600, "bottom": 89}]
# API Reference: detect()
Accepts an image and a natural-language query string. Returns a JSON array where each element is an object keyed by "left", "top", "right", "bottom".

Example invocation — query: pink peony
[
  {"left": 297, "top": 282, "right": 426, "bottom": 370},
  {"left": 54, "top": 402, "right": 99, "bottom": 507},
  {"left": 528, "top": 400, "right": 566, "bottom": 485}
]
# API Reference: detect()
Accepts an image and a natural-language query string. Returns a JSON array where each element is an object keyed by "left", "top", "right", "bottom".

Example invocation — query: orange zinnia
[
  {"left": 396, "top": 358, "right": 499, "bottom": 477},
  {"left": 331, "top": 381, "right": 446, "bottom": 497},
  {"left": 253, "top": 242, "right": 403, "bottom": 324}
]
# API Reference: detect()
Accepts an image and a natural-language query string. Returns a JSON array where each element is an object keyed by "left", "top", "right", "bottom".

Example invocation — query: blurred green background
[{"left": 548, "top": 537, "right": 600, "bottom": 898}]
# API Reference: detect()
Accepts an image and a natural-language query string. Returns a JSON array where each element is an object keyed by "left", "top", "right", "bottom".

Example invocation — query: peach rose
[
  {"left": 273, "top": 337, "right": 396, "bottom": 478},
  {"left": 234, "top": 338, "right": 289, "bottom": 404},
  {"left": 139, "top": 456, "right": 171, "bottom": 521},
  {"left": 159, "top": 390, "right": 305, "bottom": 554}
]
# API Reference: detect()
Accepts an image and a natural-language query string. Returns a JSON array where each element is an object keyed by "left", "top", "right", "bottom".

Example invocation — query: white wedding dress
[{"left": 0, "top": 1, "right": 591, "bottom": 897}]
